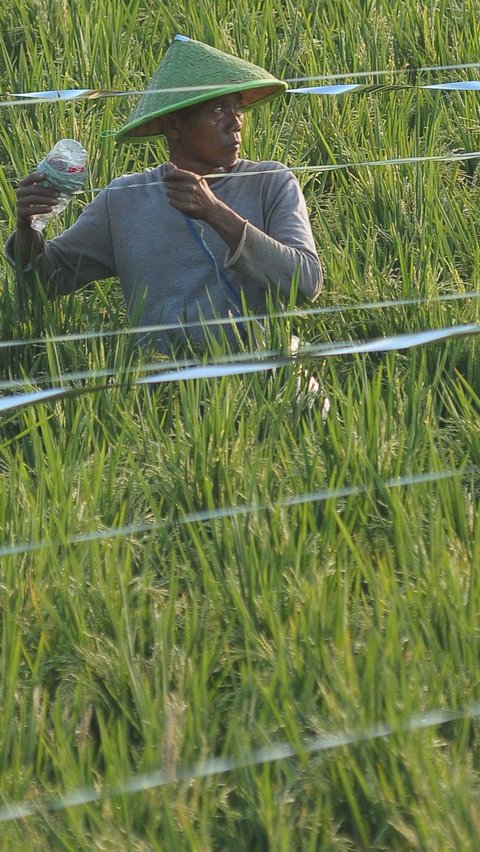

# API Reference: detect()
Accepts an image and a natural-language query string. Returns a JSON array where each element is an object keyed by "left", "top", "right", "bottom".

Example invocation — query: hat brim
[{"left": 115, "top": 81, "right": 286, "bottom": 143}]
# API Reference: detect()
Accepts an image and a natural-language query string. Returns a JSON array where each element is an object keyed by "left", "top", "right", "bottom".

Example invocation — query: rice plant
[{"left": 0, "top": 1, "right": 480, "bottom": 848}]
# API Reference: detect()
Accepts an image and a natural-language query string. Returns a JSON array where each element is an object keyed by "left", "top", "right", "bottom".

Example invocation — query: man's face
[{"left": 166, "top": 94, "right": 244, "bottom": 174}]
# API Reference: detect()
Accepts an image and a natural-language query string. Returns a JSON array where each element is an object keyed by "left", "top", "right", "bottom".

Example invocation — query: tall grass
[{"left": 0, "top": 1, "right": 480, "bottom": 848}]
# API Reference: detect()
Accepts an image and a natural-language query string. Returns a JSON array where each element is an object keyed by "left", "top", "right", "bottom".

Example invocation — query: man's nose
[{"left": 226, "top": 107, "right": 243, "bottom": 129}]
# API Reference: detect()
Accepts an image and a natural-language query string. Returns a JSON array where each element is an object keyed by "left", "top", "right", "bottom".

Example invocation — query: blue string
[
  {"left": 181, "top": 212, "right": 265, "bottom": 341},
  {"left": 182, "top": 212, "right": 265, "bottom": 340},
  {"left": 181, "top": 212, "right": 244, "bottom": 313}
]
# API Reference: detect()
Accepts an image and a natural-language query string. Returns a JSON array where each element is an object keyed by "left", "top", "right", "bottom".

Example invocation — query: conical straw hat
[{"left": 115, "top": 35, "right": 287, "bottom": 142}]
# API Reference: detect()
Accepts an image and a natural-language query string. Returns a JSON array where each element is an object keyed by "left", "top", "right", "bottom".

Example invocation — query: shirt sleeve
[
  {"left": 224, "top": 168, "right": 322, "bottom": 301},
  {"left": 4, "top": 188, "right": 116, "bottom": 295}
]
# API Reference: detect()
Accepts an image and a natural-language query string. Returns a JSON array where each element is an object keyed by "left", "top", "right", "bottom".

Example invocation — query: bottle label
[{"left": 38, "top": 140, "right": 88, "bottom": 196}]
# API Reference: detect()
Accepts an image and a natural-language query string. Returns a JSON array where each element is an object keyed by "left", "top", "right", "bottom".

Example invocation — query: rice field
[{"left": 0, "top": 1, "right": 480, "bottom": 848}]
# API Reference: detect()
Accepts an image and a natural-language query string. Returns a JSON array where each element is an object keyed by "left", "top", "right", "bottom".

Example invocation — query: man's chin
[
  {"left": 208, "top": 154, "right": 239, "bottom": 174},
  {"left": 222, "top": 149, "right": 240, "bottom": 168}
]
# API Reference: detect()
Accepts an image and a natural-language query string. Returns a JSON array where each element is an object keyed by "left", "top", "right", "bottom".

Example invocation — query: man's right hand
[{"left": 15, "top": 171, "right": 60, "bottom": 231}]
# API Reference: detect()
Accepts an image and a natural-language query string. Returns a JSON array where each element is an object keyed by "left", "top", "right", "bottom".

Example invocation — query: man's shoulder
[
  {"left": 231, "top": 160, "right": 295, "bottom": 195},
  {"left": 235, "top": 159, "right": 289, "bottom": 174}
]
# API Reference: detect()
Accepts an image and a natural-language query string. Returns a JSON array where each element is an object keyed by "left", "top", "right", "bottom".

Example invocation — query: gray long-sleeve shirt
[{"left": 6, "top": 159, "right": 322, "bottom": 352}]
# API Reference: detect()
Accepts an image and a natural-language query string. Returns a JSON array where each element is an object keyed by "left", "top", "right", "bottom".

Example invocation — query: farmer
[{"left": 7, "top": 35, "right": 322, "bottom": 354}]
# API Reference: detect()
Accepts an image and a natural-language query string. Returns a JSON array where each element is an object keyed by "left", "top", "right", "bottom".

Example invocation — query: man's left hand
[
  {"left": 163, "top": 164, "right": 218, "bottom": 220},
  {"left": 163, "top": 163, "right": 246, "bottom": 254}
]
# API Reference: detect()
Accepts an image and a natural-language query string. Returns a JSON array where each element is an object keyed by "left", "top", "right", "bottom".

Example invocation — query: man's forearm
[
  {"left": 225, "top": 220, "right": 323, "bottom": 301},
  {"left": 14, "top": 170, "right": 60, "bottom": 267},
  {"left": 203, "top": 198, "right": 246, "bottom": 254},
  {"left": 14, "top": 224, "right": 44, "bottom": 268}
]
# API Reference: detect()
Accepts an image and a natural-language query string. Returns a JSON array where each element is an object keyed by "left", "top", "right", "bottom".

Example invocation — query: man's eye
[{"left": 210, "top": 103, "right": 243, "bottom": 118}]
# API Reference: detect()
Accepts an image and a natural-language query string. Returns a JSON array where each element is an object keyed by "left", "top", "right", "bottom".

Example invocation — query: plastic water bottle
[{"left": 31, "top": 138, "right": 88, "bottom": 232}]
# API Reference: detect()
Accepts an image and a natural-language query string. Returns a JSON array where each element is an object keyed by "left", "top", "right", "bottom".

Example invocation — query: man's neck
[{"left": 169, "top": 153, "right": 238, "bottom": 176}]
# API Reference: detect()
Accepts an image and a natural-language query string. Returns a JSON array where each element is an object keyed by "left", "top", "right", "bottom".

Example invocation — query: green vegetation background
[{"left": 0, "top": 0, "right": 479, "bottom": 848}]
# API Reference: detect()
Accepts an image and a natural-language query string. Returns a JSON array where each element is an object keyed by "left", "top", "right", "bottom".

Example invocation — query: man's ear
[{"left": 158, "top": 114, "right": 181, "bottom": 140}]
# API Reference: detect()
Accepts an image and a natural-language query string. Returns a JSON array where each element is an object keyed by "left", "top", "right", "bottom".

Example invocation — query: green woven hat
[{"left": 115, "top": 35, "right": 287, "bottom": 142}]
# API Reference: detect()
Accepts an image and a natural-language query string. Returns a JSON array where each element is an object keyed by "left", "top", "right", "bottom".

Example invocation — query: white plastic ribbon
[{"left": 0, "top": 699, "right": 478, "bottom": 823}]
